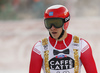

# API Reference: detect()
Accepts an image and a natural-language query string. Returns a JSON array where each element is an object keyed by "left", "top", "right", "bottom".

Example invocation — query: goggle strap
[{"left": 64, "top": 15, "right": 70, "bottom": 23}]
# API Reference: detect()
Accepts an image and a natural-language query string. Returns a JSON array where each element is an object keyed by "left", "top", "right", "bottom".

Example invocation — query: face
[{"left": 49, "top": 26, "right": 63, "bottom": 40}]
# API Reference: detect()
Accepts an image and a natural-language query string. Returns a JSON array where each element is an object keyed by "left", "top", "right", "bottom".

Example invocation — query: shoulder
[
  {"left": 80, "top": 38, "right": 91, "bottom": 53},
  {"left": 70, "top": 34, "right": 91, "bottom": 53},
  {"left": 80, "top": 38, "right": 90, "bottom": 47},
  {"left": 32, "top": 37, "right": 49, "bottom": 55},
  {"left": 71, "top": 34, "right": 90, "bottom": 46},
  {"left": 33, "top": 41, "right": 42, "bottom": 49},
  {"left": 32, "top": 41, "right": 42, "bottom": 55}
]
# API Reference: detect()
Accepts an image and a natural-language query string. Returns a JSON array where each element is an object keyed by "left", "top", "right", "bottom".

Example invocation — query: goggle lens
[{"left": 44, "top": 18, "right": 64, "bottom": 29}]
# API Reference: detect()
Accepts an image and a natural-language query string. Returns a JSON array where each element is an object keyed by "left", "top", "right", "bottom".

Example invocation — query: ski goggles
[{"left": 44, "top": 16, "right": 70, "bottom": 29}]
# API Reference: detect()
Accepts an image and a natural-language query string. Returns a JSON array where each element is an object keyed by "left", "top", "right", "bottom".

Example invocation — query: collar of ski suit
[{"left": 49, "top": 33, "right": 72, "bottom": 50}]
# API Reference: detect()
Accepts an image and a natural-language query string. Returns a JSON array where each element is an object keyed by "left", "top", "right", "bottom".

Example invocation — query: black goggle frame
[{"left": 44, "top": 15, "right": 70, "bottom": 29}]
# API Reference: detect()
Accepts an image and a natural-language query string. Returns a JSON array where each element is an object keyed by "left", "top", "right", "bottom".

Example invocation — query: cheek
[
  {"left": 58, "top": 28, "right": 63, "bottom": 35},
  {"left": 49, "top": 29, "right": 52, "bottom": 33}
]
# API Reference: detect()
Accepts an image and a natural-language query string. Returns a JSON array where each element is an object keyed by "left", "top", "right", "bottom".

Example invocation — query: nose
[{"left": 50, "top": 25, "right": 56, "bottom": 30}]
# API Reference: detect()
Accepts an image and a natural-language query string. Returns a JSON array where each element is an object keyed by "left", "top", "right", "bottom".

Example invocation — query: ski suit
[{"left": 29, "top": 33, "right": 97, "bottom": 73}]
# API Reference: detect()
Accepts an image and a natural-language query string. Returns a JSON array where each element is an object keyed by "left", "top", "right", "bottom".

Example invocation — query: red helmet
[{"left": 44, "top": 5, "right": 70, "bottom": 30}]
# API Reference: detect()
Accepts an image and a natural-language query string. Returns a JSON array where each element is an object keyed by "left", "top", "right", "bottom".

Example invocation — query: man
[{"left": 29, "top": 5, "right": 97, "bottom": 73}]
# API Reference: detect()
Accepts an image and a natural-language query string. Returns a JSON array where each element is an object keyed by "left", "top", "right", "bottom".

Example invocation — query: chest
[
  {"left": 47, "top": 42, "right": 81, "bottom": 70},
  {"left": 42, "top": 36, "right": 82, "bottom": 73}
]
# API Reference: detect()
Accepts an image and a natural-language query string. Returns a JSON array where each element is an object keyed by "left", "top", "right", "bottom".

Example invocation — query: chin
[
  {"left": 51, "top": 34, "right": 59, "bottom": 39},
  {"left": 53, "top": 36, "right": 58, "bottom": 40}
]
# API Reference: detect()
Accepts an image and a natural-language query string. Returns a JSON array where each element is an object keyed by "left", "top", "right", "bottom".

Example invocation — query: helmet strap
[
  {"left": 58, "top": 29, "right": 64, "bottom": 39},
  {"left": 49, "top": 32, "right": 53, "bottom": 38},
  {"left": 49, "top": 29, "right": 65, "bottom": 40}
]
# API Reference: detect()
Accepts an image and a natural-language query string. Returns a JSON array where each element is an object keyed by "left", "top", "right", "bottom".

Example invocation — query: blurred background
[{"left": 0, "top": 0, "right": 100, "bottom": 73}]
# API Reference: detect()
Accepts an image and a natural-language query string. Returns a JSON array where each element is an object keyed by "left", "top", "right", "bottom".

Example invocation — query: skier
[{"left": 29, "top": 5, "right": 97, "bottom": 73}]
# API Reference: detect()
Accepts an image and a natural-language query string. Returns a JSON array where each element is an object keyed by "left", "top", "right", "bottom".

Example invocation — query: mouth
[{"left": 52, "top": 32, "right": 57, "bottom": 34}]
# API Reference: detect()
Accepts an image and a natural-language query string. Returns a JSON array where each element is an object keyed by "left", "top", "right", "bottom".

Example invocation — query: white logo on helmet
[{"left": 65, "top": 16, "right": 70, "bottom": 22}]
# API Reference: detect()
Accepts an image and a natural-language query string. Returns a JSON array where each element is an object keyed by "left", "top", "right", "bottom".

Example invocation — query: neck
[{"left": 57, "top": 31, "right": 67, "bottom": 41}]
